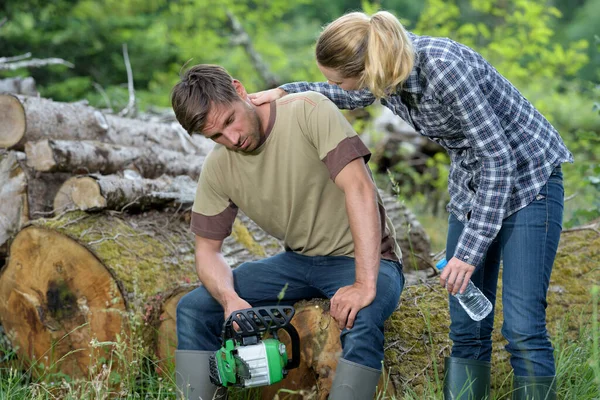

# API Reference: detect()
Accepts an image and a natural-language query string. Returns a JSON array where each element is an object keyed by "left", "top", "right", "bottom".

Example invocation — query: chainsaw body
[{"left": 209, "top": 306, "right": 300, "bottom": 388}]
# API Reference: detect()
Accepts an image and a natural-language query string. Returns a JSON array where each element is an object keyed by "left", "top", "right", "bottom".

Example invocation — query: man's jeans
[
  {"left": 177, "top": 252, "right": 404, "bottom": 370},
  {"left": 446, "top": 167, "right": 564, "bottom": 377}
]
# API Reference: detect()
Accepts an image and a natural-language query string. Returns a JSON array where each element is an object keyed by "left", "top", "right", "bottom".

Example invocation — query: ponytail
[{"left": 316, "top": 11, "right": 415, "bottom": 99}]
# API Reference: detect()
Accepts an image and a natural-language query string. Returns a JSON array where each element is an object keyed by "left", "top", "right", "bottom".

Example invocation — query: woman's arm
[{"left": 249, "top": 81, "right": 376, "bottom": 110}]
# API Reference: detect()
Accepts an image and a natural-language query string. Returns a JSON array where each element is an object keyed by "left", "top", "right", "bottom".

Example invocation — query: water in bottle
[{"left": 436, "top": 259, "right": 493, "bottom": 321}]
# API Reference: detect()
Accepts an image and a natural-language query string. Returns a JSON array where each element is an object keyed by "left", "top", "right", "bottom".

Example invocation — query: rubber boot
[
  {"left": 175, "top": 350, "right": 228, "bottom": 400},
  {"left": 443, "top": 357, "right": 491, "bottom": 400},
  {"left": 328, "top": 358, "right": 382, "bottom": 400},
  {"left": 512, "top": 376, "right": 556, "bottom": 400}
]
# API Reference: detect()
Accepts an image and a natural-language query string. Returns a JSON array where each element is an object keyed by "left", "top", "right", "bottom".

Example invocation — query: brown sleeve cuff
[
  {"left": 190, "top": 202, "right": 238, "bottom": 240},
  {"left": 322, "top": 136, "right": 371, "bottom": 180}
]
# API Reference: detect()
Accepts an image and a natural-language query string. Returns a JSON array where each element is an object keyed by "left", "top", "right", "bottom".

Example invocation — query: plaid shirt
[{"left": 280, "top": 32, "right": 573, "bottom": 268}]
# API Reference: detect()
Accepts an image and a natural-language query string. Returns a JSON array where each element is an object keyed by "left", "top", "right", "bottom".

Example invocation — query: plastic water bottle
[{"left": 436, "top": 259, "right": 493, "bottom": 321}]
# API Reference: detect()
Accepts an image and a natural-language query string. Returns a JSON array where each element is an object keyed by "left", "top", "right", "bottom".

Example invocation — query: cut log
[
  {"left": 0, "top": 209, "right": 283, "bottom": 378},
  {"left": 53, "top": 173, "right": 197, "bottom": 212},
  {"left": 25, "top": 139, "right": 205, "bottom": 179},
  {"left": 0, "top": 94, "right": 212, "bottom": 154},
  {"left": 0, "top": 94, "right": 109, "bottom": 149},
  {"left": 0, "top": 151, "right": 28, "bottom": 259},
  {"left": 146, "top": 284, "right": 199, "bottom": 375},
  {"left": 0, "top": 94, "right": 27, "bottom": 148}
]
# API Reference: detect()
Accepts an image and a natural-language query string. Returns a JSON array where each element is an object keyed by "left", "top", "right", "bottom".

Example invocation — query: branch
[
  {"left": 118, "top": 43, "right": 137, "bottom": 118},
  {"left": 0, "top": 52, "right": 33, "bottom": 63},
  {"left": 225, "top": 10, "right": 281, "bottom": 88},
  {"left": 0, "top": 17, "right": 7, "bottom": 29},
  {"left": 0, "top": 57, "right": 74, "bottom": 71},
  {"left": 563, "top": 222, "right": 600, "bottom": 235}
]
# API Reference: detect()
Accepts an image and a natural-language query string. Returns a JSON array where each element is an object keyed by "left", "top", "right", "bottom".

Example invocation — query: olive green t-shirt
[{"left": 191, "top": 92, "right": 400, "bottom": 261}]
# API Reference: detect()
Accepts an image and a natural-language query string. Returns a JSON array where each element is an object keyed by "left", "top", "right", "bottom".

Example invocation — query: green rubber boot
[
  {"left": 443, "top": 357, "right": 491, "bottom": 400},
  {"left": 175, "top": 350, "right": 228, "bottom": 400},
  {"left": 512, "top": 376, "right": 556, "bottom": 400},
  {"left": 328, "top": 358, "right": 382, "bottom": 400}
]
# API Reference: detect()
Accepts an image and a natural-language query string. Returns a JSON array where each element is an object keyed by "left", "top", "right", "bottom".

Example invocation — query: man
[{"left": 171, "top": 64, "right": 404, "bottom": 400}]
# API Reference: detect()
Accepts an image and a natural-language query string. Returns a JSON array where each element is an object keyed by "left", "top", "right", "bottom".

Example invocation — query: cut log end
[
  {"left": 0, "top": 226, "right": 128, "bottom": 377},
  {"left": 0, "top": 94, "right": 26, "bottom": 148},
  {"left": 54, "top": 176, "right": 106, "bottom": 212},
  {"left": 25, "top": 140, "right": 56, "bottom": 172}
]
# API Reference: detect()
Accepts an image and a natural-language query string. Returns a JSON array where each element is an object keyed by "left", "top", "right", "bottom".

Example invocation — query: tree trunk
[
  {"left": 0, "top": 209, "right": 283, "bottom": 378},
  {"left": 25, "top": 139, "right": 205, "bottom": 179},
  {"left": 53, "top": 174, "right": 197, "bottom": 212},
  {"left": 0, "top": 151, "right": 28, "bottom": 260},
  {"left": 0, "top": 94, "right": 209, "bottom": 154}
]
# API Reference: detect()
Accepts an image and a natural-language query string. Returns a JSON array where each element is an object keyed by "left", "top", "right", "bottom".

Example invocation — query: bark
[
  {"left": 0, "top": 77, "right": 38, "bottom": 96},
  {"left": 0, "top": 151, "right": 28, "bottom": 259},
  {"left": 25, "top": 139, "right": 205, "bottom": 179},
  {"left": 0, "top": 94, "right": 208, "bottom": 154},
  {"left": 380, "top": 191, "right": 433, "bottom": 271},
  {"left": 0, "top": 209, "right": 282, "bottom": 378},
  {"left": 53, "top": 174, "right": 197, "bottom": 212},
  {"left": 0, "top": 94, "right": 109, "bottom": 149}
]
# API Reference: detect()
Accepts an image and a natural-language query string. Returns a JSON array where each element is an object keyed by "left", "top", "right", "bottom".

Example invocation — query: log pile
[{"left": 0, "top": 92, "right": 433, "bottom": 387}]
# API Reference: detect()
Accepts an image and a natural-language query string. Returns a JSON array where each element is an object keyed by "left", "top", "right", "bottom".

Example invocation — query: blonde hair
[{"left": 316, "top": 11, "right": 415, "bottom": 99}]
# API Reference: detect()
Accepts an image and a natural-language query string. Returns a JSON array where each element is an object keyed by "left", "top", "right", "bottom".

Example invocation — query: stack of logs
[{"left": 0, "top": 92, "right": 435, "bottom": 397}]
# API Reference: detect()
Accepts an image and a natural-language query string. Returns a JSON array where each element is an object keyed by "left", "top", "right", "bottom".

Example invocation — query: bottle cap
[{"left": 435, "top": 259, "right": 448, "bottom": 270}]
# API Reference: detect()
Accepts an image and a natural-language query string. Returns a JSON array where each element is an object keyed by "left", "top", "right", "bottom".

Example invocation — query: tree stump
[{"left": 0, "top": 210, "right": 282, "bottom": 379}]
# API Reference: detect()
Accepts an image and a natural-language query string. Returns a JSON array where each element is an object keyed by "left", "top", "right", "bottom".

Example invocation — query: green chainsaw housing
[{"left": 209, "top": 306, "right": 300, "bottom": 388}]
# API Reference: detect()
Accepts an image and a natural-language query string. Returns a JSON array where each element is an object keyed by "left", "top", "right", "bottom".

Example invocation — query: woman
[{"left": 250, "top": 10, "right": 571, "bottom": 400}]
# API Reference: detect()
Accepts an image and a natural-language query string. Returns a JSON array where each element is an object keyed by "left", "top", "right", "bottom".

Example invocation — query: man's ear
[{"left": 232, "top": 79, "right": 247, "bottom": 99}]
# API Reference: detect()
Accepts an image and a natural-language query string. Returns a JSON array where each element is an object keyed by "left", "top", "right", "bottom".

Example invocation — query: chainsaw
[{"left": 209, "top": 305, "right": 300, "bottom": 388}]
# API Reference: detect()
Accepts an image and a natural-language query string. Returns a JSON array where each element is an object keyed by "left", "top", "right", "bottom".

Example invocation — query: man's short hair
[{"left": 171, "top": 64, "right": 239, "bottom": 135}]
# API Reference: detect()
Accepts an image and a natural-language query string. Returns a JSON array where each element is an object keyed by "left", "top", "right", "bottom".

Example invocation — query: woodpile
[{"left": 0, "top": 92, "right": 433, "bottom": 386}]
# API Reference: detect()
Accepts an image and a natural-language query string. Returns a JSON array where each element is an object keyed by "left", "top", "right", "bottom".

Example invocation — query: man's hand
[
  {"left": 248, "top": 88, "right": 287, "bottom": 105},
  {"left": 224, "top": 297, "right": 253, "bottom": 331},
  {"left": 439, "top": 256, "right": 476, "bottom": 295},
  {"left": 330, "top": 282, "right": 376, "bottom": 330}
]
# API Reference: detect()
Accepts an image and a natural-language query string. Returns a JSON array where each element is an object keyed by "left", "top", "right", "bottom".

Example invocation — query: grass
[{"left": 0, "top": 287, "right": 597, "bottom": 399}]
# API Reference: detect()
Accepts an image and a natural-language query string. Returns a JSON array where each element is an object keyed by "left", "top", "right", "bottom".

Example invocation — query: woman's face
[{"left": 317, "top": 63, "right": 361, "bottom": 91}]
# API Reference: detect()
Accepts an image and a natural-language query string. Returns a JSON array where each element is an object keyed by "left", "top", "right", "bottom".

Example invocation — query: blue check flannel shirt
[{"left": 281, "top": 32, "right": 573, "bottom": 268}]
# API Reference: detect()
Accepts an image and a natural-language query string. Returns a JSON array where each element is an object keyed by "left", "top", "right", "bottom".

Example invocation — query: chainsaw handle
[
  {"left": 221, "top": 306, "right": 295, "bottom": 343},
  {"left": 282, "top": 323, "right": 301, "bottom": 370}
]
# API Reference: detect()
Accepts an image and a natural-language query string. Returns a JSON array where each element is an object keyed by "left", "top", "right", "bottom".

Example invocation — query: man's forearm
[
  {"left": 345, "top": 182, "right": 381, "bottom": 289},
  {"left": 196, "top": 251, "right": 239, "bottom": 309}
]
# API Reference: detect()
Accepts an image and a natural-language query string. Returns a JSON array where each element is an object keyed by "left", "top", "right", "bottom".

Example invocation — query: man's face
[{"left": 202, "top": 99, "right": 262, "bottom": 152}]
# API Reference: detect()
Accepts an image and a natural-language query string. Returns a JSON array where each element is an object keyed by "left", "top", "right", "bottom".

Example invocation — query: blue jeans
[
  {"left": 446, "top": 166, "right": 564, "bottom": 377},
  {"left": 177, "top": 252, "right": 404, "bottom": 370}
]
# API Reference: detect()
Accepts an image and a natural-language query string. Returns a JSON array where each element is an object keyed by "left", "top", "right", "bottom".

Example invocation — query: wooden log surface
[
  {"left": 53, "top": 173, "right": 197, "bottom": 212},
  {"left": 0, "top": 151, "right": 27, "bottom": 258},
  {"left": 0, "top": 94, "right": 210, "bottom": 154},
  {"left": 0, "top": 209, "right": 283, "bottom": 378},
  {"left": 25, "top": 139, "right": 205, "bottom": 179}
]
